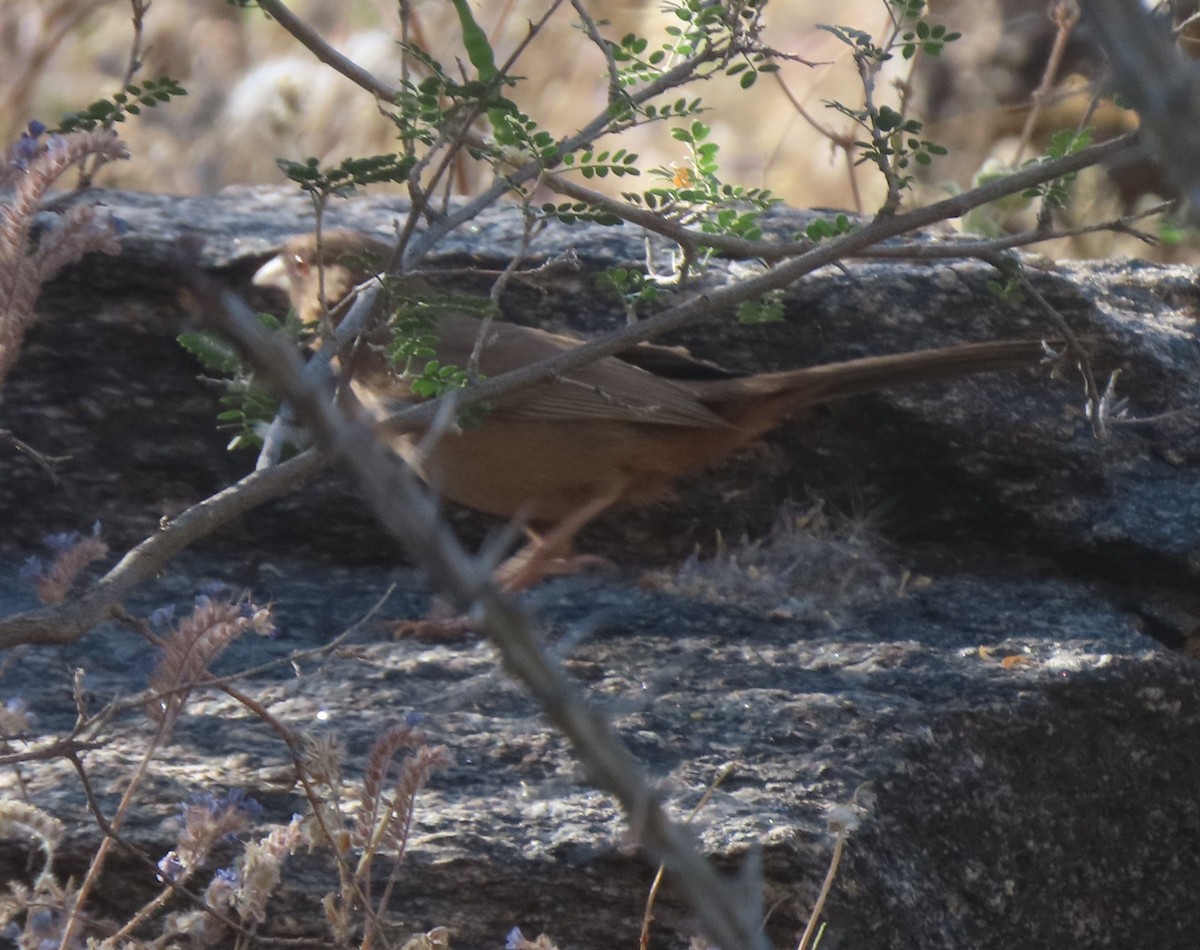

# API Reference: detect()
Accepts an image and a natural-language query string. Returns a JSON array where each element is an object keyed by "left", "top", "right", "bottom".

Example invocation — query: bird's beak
[{"left": 252, "top": 254, "right": 289, "bottom": 293}]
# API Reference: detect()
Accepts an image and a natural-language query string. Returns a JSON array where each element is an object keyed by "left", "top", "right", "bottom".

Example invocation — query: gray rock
[{"left": 1, "top": 189, "right": 1198, "bottom": 949}]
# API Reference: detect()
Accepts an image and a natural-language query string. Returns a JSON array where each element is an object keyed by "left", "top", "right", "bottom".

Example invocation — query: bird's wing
[{"left": 434, "top": 314, "right": 731, "bottom": 428}]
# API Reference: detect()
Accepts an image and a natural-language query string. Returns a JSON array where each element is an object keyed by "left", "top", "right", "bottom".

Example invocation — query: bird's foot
[
  {"left": 391, "top": 552, "right": 614, "bottom": 642},
  {"left": 392, "top": 612, "right": 477, "bottom": 642},
  {"left": 494, "top": 550, "right": 614, "bottom": 592}
]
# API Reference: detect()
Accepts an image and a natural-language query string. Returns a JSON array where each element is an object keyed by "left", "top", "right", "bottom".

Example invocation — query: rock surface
[{"left": 1, "top": 189, "right": 1199, "bottom": 949}]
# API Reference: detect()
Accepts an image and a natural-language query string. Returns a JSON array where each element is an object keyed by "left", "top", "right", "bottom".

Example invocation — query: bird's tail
[{"left": 698, "top": 338, "right": 1057, "bottom": 434}]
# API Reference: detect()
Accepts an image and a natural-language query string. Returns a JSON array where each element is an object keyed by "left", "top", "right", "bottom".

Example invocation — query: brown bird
[{"left": 254, "top": 230, "right": 1052, "bottom": 589}]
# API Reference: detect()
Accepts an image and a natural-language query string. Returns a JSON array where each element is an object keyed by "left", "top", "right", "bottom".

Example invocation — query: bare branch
[
  {"left": 185, "top": 265, "right": 770, "bottom": 950},
  {"left": 1079, "top": 0, "right": 1200, "bottom": 218},
  {"left": 0, "top": 450, "right": 326, "bottom": 649}
]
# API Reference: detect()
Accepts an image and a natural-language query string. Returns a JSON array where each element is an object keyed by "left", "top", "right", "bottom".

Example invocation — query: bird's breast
[{"left": 377, "top": 415, "right": 756, "bottom": 524}]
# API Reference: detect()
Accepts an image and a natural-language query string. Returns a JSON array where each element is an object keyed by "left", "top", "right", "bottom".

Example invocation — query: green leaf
[
  {"left": 450, "top": 0, "right": 497, "bottom": 81},
  {"left": 875, "top": 105, "right": 903, "bottom": 131},
  {"left": 737, "top": 295, "right": 784, "bottom": 324},
  {"left": 178, "top": 331, "right": 242, "bottom": 374}
]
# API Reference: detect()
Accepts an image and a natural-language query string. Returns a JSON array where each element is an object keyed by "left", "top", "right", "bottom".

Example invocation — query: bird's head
[{"left": 253, "top": 229, "right": 393, "bottom": 326}]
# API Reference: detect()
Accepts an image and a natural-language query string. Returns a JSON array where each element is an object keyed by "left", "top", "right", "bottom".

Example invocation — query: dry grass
[
  {"left": 2, "top": 0, "right": 888, "bottom": 205},
  {"left": 4, "top": 0, "right": 1181, "bottom": 262}
]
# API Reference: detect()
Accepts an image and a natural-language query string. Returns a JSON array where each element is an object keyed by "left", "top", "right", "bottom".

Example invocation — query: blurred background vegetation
[{"left": 1, "top": 0, "right": 1177, "bottom": 257}]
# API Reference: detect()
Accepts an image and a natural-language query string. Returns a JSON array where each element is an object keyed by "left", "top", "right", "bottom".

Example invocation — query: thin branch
[
  {"left": 1079, "top": 0, "right": 1200, "bottom": 219},
  {"left": 570, "top": 0, "right": 625, "bottom": 103},
  {"left": 795, "top": 831, "right": 845, "bottom": 950},
  {"left": 186, "top": 267, "right": 770, "bottom": 950},
  {"left": 78, "top": 0, "right": 148, "bottom": 187},
  {"left": 0, "top": 450, "right": 327, "bottom": 648},
  {"left": 255, "top": 0, "right": 733, "bottom": 271},
  {"left": 1013, "top": 0, "right": 1081, "bottom": 165},
  {"left": 255, "top": 0, "right": 398, "bottom": 100},
  {"left": 373, "top": 132, "right": 1138, "bottom": 436},
  {"left": 6, "top": 131, "right": 1134, "bottom": 650},
  {"left": 0, "top": 429, "right": 67, "bottom": 482},
  {"left": 980, "top": 250, "right": 1104, "bottom": 435},
  {"left": 542, "top": 132, "right": 1140, "bottom": 262},
  {"left": 639, "top": 761, "right": 736, "bottom": 950},
  {"left": 470, "top": 208, "right": 541, "bottom": 377},
  {"left": 866, "top": 199, "right": 1170, "bottom": 259}
]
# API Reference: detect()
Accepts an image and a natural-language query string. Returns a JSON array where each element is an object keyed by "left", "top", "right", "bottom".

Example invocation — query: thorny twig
[{"left": 186, "top": 266, "right": 771, "bottom": 950}]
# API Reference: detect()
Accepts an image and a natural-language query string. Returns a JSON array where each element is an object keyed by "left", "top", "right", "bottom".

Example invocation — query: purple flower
[
  {"left": 186, "top": 788, "right": 262, "bottom": 817},
  {"left": 180, "top": 791, "right": 217, "bottom": 821},
  {"left": 43, "top": 531, "right": 81, "bottom": 553},
  {"left": 11, "top": 121, "right": 46, "bottom": 170},
  {"left": 214, "top": 865, "right": 240, "bottom": 885},
  {"left": 223, "top": 788, "right": 264, "bottom": 818},
  {"left": 19, "top": 556, "right": 44, "bottom": 583},
  {"left": 28, "top": 909, "right": 56, "bottom": 936}
]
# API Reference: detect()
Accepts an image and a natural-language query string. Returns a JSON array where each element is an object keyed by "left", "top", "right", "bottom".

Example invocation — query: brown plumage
[{"left": 254, "top": 230, "right": 1050, "bottom": 585}]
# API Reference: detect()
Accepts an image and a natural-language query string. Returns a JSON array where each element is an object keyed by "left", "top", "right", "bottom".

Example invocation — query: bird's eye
[{"left": 292, "top": 254, "right": 309, "bottom": 276}]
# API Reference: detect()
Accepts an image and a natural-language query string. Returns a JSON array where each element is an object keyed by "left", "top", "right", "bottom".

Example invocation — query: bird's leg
[
  {"left": 394, "top": 486, "right": 625, "bottom": 641},
  {"left": 493, "top": 488, "right": 624, "bottom": 592}
]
